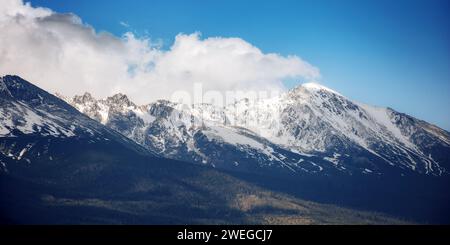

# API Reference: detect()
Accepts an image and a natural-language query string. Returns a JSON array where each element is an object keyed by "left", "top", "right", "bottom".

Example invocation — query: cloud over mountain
[{"left": 0, "top": 0, "right": 320, "bottom": 104}]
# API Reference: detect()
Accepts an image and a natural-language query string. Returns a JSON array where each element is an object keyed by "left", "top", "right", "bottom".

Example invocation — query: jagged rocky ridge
[{"left": 61, "top": 81, "right": 450, "bottom": 177}]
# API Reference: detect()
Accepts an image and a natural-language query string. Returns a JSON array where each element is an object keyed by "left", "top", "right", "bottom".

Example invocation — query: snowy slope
[{"left": 0, "top": 75, "right": 148, "bottom": 172}]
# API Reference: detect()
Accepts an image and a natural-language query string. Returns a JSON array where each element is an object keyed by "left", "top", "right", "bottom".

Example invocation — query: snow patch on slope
[{"left": 358, "top": 103, "right": 413, "bottom": 147}]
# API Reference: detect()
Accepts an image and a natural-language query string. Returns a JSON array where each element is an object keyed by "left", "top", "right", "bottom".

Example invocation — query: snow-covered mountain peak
[{"left": 299, "top": 82, "right": 341, "bottom": 95}]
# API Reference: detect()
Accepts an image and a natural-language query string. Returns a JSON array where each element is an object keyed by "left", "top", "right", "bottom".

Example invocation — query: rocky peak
[
  {"left": 73, "top": 92, "right": 96, "bottom": 104},
  {"left": 106, "top": 93, "right": 134, "bottom": 108}
]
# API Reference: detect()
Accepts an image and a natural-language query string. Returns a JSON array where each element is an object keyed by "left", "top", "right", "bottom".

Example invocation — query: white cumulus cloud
[{"left": 0, "top": 0, "right": 321, "bottom": 104}]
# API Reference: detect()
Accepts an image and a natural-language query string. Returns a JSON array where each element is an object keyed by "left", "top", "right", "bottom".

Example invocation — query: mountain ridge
[{"left": 56, "top": 77, "right": 450, "bottom": 177}]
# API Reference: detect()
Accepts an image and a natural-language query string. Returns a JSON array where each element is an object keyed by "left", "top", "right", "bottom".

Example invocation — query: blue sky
[{"left": 30, "top": 0, "right": 450, "bottom": 130}]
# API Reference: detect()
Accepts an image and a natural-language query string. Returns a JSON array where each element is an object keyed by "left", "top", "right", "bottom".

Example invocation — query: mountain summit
[{"left": 299, "top": 82, "right": 342, "bottom": 95}]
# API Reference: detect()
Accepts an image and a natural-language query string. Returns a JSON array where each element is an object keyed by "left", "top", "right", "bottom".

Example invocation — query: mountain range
[
  {"left": 59, "top": 81, "right": 450, "bottom": 177},
  {"left": 1, "top": 75, "right": 449, "bottom": 224}
]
